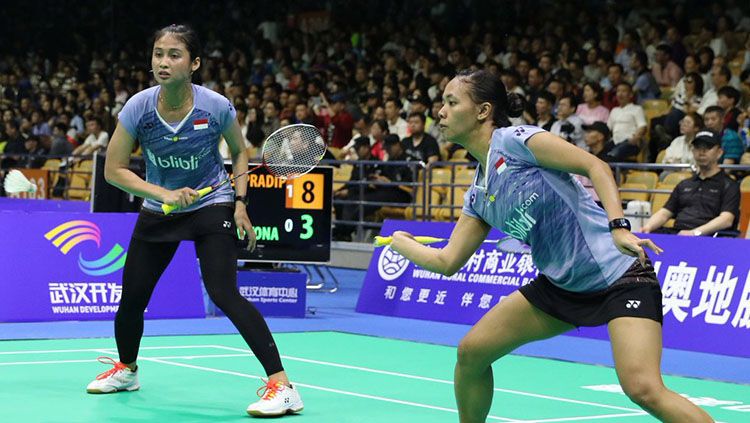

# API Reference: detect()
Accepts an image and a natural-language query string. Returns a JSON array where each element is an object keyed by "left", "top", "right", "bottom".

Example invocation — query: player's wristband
[
  {"left": 235, "top": 195, "right": 247, "bottom": 204},
  {"left": 608, "top": 218, "right": 631, "bottom": 232}
]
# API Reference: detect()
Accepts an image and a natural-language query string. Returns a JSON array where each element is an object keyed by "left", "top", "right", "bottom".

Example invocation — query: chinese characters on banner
[{"left": 356, "top": 219, "right": 750, "bottom": 358}]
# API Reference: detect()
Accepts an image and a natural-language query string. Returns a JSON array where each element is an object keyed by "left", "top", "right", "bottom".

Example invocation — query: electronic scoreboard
[{"left": 236, "top": 165, "right": 332, "bottom": 263}]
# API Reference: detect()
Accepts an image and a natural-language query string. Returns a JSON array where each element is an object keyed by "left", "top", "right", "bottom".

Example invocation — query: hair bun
[{"left": 506, "top": 92, "right": 525, "bottom": 118}]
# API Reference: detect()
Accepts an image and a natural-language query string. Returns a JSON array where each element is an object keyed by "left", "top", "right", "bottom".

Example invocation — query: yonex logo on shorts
[
  {"left": 626, "top": 300, "right": 641, "bottom": 309},
  {"left": 223, "top": 221, "right": 231, "bottom": 228}
]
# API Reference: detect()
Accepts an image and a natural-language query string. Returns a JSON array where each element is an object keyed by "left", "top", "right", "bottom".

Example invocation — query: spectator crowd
[{"left": 1, "top": 0, "right": 749, "bottom": 235}]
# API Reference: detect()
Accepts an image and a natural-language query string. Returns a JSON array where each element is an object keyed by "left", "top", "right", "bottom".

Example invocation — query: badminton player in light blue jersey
[
  {"left": 88, "top": 24, "right": 303, "bottom": 417},
  {"left": 391, "top": 70, "right": 713, "bottom": 422}
]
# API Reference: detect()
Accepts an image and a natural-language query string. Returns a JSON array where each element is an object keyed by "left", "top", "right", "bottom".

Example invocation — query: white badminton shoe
[
  {"left": 246, "top": 379, "right": 304, "bottom": 417},
  {"left": 86, "top": 357, "right": 139, "bottom": 394}
]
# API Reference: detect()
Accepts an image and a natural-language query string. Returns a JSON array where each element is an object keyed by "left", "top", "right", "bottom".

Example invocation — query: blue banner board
[{"left": 357, "top": 219, "right": 750, "bottom": 358}]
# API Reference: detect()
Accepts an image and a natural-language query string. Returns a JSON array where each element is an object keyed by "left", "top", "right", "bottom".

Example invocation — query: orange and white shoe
[
  {"left": 86, "top": 357, "right": 139, "bottom": 394},
  {"left": 246, "top": 379, "right": 304, "bottom": 417}
]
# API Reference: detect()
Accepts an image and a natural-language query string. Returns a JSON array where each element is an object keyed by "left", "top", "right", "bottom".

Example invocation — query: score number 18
[{"left": 285, "top": 173, "right": 324, "bottom": 210}]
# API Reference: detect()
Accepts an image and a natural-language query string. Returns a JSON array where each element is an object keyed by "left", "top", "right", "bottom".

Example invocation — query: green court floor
[{"left": 1, "top": 332, "right": 747, "bottom": 422}]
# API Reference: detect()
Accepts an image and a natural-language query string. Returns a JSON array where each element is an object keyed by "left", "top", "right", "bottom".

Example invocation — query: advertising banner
[
  {"left": 357, "top": 219, "right": 750, "bottom": 358},
  {"left": 0, "top": 211, "right": 205, "bottom": 322}
]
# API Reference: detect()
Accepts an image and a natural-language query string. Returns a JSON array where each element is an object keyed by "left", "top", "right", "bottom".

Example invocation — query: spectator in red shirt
[{"left": 323, "top": 93, "right": 353, "bottom": 148}]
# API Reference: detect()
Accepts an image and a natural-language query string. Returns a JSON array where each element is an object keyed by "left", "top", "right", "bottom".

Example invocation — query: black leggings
[{"left": 114, "top": 233, "right": 284, "bottom": 376}]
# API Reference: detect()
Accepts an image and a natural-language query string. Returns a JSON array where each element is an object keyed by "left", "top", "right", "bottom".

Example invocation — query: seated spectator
[
  {"left": 22, "top": 135, "right": 48, "bottom": 168},
  {"left": 602, "top": 63, "right": 624, "bottom": 110},
  {"left": 49, "top": 122, "right": 76, "bottom": 157},
  {"left": 583, "top": 48, "right": 604, "bottom": 84},
  {"left": 661, "top": 112, "right": 703, "bottom": 166},
  {"left": 652, "top": 71, "right": 703, "bottom": 149},
  {"left": 550, "top": 93, "right": 585, "bottom": 150},
  {"left": 1, "top": 120, "right": 27, "bottom": 169},
  {"left": 30, "top": 110, "right": 51, "bottom": 144},
  {"left": 69, "top": 117, "right": 109, "bottom": 161},
  {"left": 534, "top": 91, "right": 557, "bottom": 131},
  {"left": 606, "top": 82, "right": 647, "bottom": 161},
  {"left": 703, "top": 106, "right": 744, "bottom": 164},
  {"left": 402, "top": 112, "right": 440, "bottom": 165},
  {"left": 651, "top": 44, "right": 682, "bottom": 88},
  {"left": 261, "top": 100, "right": 282, "bottom": 141},
  {"left": 697, "top": 65, "right": 731, "bottom": 115},
  {"left": 323, "top": 93, "right": 354, "bottom": 149},
  {"left": 641, "top": 131, "right": 740, "bottom": 236},
  {"left": 343, "top": 119, "right": 387, "bottom": 161},
  {"left": 367, "top": 119, "right": 387, "bottom": 160},
  {"left": 737, "top": 104, "right": 750, "bottom": 151},
  {"left": 409, "top": 96, "right": 434, "bottom": 132},
  {"left": 384, "top": 97, "right": 408, "bottom": 139},
  {"left": 630, "top": 51, "right": 660, "bottom": 103},
  {"left": 582, "top": 121, "right": 615, "bottom": 161},
  {"left": 427, "top": 99, "right": 447, "bottom": 147},
  {"left": 576, "top": 82, "right": 609, "bottom": 125},
  {"left": 716, "top": 86, "right": 742, "bottom": 132}
]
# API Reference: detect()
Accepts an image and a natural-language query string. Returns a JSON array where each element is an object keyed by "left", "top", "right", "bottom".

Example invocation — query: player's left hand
[
  {"left": 234, "top": 203, "right": 256, "bottom": 251},
  {"left": 611, "top": 229, "right": 663, "bottom": 266}
]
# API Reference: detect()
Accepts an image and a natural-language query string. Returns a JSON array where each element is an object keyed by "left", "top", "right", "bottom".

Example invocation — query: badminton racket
[
  {"left": 3, "top": 169, "right": 38, "bottom": 194},
  {"left": 162, "top": 123, "right": 326, "bottom": 214},
  {"left": 373, "top": 235, "right": 531, "bottom": 254}
]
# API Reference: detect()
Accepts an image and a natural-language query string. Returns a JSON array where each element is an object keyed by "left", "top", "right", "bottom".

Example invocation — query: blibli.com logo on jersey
[
  {"left": 44, "top": 220, "right": 127, "bottom": 276},
  {"left": 504, "top": 192, "right": 539, "bottom": 240},
  {"left": 146, "top": 149, "right": 198, "bottom": 170}
]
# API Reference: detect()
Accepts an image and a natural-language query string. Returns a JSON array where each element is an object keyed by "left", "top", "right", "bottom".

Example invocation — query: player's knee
[
  {"left": 205, "top": 285, "right": 244, "bottom": 310},
  {"left": 621, "top": 376, "right": 665, "bottom": 410},
  {"left": 456, "top": 337, "right": 489, "bottom": 370}
]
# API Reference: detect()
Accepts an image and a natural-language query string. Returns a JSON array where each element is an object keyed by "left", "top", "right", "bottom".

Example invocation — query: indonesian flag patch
[
  {"left": 494, "top": 157, "right": 507, "bottom": 175},
  {"left": 193, "top": 118, "right": 209, "bottom": 130}
]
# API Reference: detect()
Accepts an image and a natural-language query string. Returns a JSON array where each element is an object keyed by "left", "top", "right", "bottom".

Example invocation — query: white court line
[
  {"left": 112, "top": 353, "right": 521, "bottom": 423},
  {"left": 0, "top": 354, "right": 250, "bottom": 366},
  {"left": 520, "top": 413, "right": 648, "bottom": 423},
  {"left": 210, "top": 344, "right": 644, "bottom": 414},
  {"left": 0, "top": 345, "right": 213, "bottom": 355}
]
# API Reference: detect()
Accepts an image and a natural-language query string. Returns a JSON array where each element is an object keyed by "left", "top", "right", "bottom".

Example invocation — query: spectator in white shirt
[
  {"left": 607, "top": 82, "right": 647, "bottom": 161},
  {"left": 697, "top": 65, "right": 731, "bottom": 115},
  {"left": 384, "top": 97, "right": 408, "bottom": 139},
  {"left": 71, "top": 116, "right": 109, "bottom": 158},
  {"left": 662, "top": 112, "right": 703, "bottom": 166}
]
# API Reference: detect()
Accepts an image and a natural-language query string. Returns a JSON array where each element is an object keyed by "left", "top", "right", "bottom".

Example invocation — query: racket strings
[{"left": 262, "top": 124, "right": 326, "bottom": 179}]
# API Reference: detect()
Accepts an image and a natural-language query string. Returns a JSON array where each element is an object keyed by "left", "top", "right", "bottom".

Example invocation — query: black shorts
[
  {"left": 519, "top": 259, "right": 663, "bottom": 327},
  {"left": 132, "top": 203, "right": 237, "bottom": 243}
]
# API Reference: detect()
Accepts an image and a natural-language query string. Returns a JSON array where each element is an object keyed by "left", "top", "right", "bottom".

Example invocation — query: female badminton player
[
  {"left": 389, "top": 70, "right": 713, "bottom": 422},
  {"left": 86, "top": 24, "right": 303, "bottom": 417}
]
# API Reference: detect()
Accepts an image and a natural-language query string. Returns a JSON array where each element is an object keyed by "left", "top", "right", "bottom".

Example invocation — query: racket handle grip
[
  {"left": 161, "top": 186, "right": 214, "bottom": 215},
  {"left": 373, "top": 235, "right": 445, "bottom": 247}
]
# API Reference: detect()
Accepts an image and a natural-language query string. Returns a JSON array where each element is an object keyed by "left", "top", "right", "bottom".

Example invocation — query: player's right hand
[
  {"left": 392, "top": 231, "right": 416, "bottom": 243},
  {"left": 162, "top": 187, "right": 200, "bottom": 209}
]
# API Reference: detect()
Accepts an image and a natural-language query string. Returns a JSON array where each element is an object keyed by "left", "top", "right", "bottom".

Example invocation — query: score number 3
[{"left": 284, "top": 214, "right": 314, "bottom": 240}]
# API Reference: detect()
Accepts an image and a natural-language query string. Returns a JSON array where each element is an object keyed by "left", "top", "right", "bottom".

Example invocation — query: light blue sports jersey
[
  {"left": 118, "top": 84, "right": 236, "bottom": 213},
  {"left": 462, "top": 125, "right": 636, "bottom": 293}
]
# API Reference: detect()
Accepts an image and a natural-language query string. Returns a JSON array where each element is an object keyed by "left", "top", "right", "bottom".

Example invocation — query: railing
[{"left": 3, "top": 154, "right": 749, "bottom": 241}]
